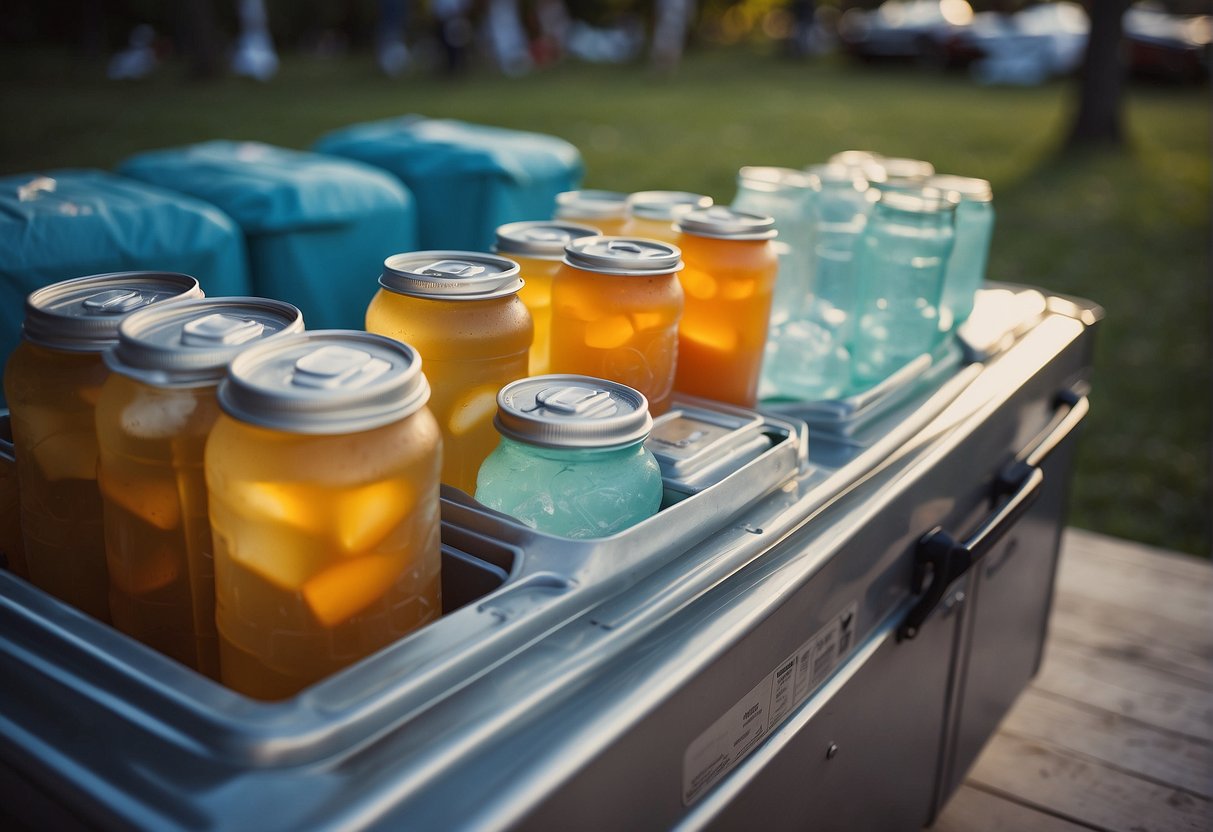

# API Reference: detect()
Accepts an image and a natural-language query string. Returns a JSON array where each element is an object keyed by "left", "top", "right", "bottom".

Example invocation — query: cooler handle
[{"left": 898, "top": 392, "right": 1089, "bottom": 641}]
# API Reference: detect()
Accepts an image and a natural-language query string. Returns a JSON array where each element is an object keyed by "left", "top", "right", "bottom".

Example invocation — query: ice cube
[
  {"left": 215, "top": 512, "right": 331, "bottom": 591},
  {"left": 680, "top": 269, "right": 718, "bottom": 300},
  {"left": 98, "top": 467, "right": 182, "bottom": 531},
  {"left": 721, "top": 277, "right": 756, "bottom": 301},
  {"left": 30, "top": 430, "right": 99, "bottom": 482},
  {"left": 585, "top": 315, "right": 635, "bottom": 350},
  {"left": 680, "top": 320, "right": 738, "bottom": 353},
  {"left": 120, "top": 390, "right": 198, "bottom": 439},
  {"left": 448, "top": 385, "right": 499, "bottom": 437},
  {"left": 630, "top": 312, "right": 666, "bottom": 332},
  {"left": 335, "top": 479, "right": 415, "bottom": 555},
  {"left": 303, "top": 553, "right": 401, "bottom": 627},
  {"left": 229, "top": 480, "right": 329, "bottom": 536}
]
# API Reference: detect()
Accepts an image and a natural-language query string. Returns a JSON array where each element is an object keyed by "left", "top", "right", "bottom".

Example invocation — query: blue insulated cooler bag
[
  {"left": 314, "top": 116, "right": 583, "bottom": 251},
  {"left": 0, "top": 169, "right": 249, "bottom": 378},
  {"left": 120, "top": 141, "right": 417, "bottom": 330}
]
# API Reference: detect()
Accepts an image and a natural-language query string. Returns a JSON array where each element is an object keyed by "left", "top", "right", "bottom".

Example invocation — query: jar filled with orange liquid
[
  {"left": 549, "top": 237, "right": 684, "bottom": 415},
  {"left": 673, "top": 207, "right": 778, "bottom": 408},
  {"left": 554, "top": 190, "right": 629, "bottom": 236},
  {"left": 206, "top": 331, "right": 441, "bottom": 699},
  {"left": 366, "top": 252, "right": 532, "bottom": 494},
  {"left": 621, "top": 191, "right": 713, "bottom": 244},
  {"left": 96, "top": 298, "right": 304, "bottom": 677},
  {"left": 4, "top": 272, "right": 203, "bottom": 622},
  {"left": 494, "top": 221, "right": 601, "bottom": 376}
]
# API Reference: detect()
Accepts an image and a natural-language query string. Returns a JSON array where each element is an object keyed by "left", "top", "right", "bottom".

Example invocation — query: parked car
[
  {"left": 1124, "top": 1, "right": 1211, "bottom": 82},
  {"left": 837, "top": 0, "right": 976, "bottom": 63}
]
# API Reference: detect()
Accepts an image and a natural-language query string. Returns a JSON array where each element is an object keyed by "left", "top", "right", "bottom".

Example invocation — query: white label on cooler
[{"left": 682, "top": 600, "right": 859, "bottom": 806}]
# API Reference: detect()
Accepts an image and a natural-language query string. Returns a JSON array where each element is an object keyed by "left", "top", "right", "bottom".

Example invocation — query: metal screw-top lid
[
  {"left": 380, "top": 251, "right": 523, "bottom": 300},
  {"left": 626, "top": 191, "right": 714, "bottom": 222},
  {"left": 494, "top": 375, "right": 653, "bottom": 450},
  {"left": 926, "top": 174, "right": 993, "bottom": 203},
  {"left": 554, "top": 190, "right": 629, "bottom": 220},
  {"left": 676, "top": 206, "right": 778, "bottom": 241},
  {"left": 106, "top": 297, "right": 305, "bottom": 387},
  {"left": 563, "top": 236, "right": 683, "bottom": 276},
  {"left": 737, "top": 167, "right": 814, "bottom": 193},
  {"left": 218, "top": 330, "right": 430, "bottom": 435},
  {"left": 828, "top": 150, "right": 882, "bottom": 168},
  {"left": 876, "top": 186, "right": 960, "bottom": 215},
  {"left": 22, "top": 271, "right": 203, "bottom": 352},
  {"left": 871, "top": 157, "right": 935, "bottom": 186},
  {"left": 494, "top": 221, "right": 602, "bottom": 260}
]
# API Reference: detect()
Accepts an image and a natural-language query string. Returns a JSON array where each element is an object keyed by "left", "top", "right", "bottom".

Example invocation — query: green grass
[{"left": 1, "top": 46, "right": 1208, "bottom": 555}]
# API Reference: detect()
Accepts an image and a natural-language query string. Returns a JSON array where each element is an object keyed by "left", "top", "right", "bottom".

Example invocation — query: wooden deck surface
[{"left": 932, "top": 528, "right": 1213, "bottom": 832}]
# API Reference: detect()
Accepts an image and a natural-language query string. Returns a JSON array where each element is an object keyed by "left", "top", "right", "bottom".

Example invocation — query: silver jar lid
[
  {"left": 22, "top": 271, "right": 203, "bottom": 352},
  {"left": 494, "top": 375, "right": 653, "bottom": 450},
  {"left": 871, "top": 157, "right": 935, "bottom": 185},
  {"left": 626, "top": 191, "right": 714, "bottom": 222},
  {"left": 554, "top": 190, "right": 629, "bottom": 220},
  {"left": 926, "top": 174, "right": 993, "bottom": 203},
  {"left": 876, "top": 186, "right": 960, "bottom": 214},
  {"left": 676, "top": 206, "right": 777, "bottom": 241},
  {"left": 563, "top": 236, "right": 683, "bottom": 276},
  {"left": 736, "top": 167, "right": 814, "bottom": 193},
  {"left": 218, "top": 330, "right": 430, "bottom": 435},
  {"left": 494, "top": 221, "right": 602, "bottom": 260},
  {"left": 380, "top": 251, "right": 523, "bottom": 300},
  {"left": 106, "top": 297, "right": 305, "bottom": 387}
]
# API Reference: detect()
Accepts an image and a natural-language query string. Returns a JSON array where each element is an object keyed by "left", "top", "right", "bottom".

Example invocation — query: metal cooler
[{"left": 0, "top": 286, "right": 1099, "bottom": 831}]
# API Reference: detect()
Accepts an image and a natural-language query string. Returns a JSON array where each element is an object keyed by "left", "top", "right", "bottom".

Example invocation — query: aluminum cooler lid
[
  {"left": 218, "top": 330, "right": 430, "bottom": 434},
  {"left": 22, "top": 271, "right": 204, "bottom": 352},
  {"left": 106, "top": 297, "right": 305, "bottom": 387},
  {"left": 494, "top": 221, "right": 602, "bottom": 260},
  {"left": 494, "top": 375, "right": 652, "bottom": 450},
  {"left": 646, "top": 399, "right": 772, "bottom": 496},
  {"left": 380, "top": 251, "right": 523, "bottom": 300}
]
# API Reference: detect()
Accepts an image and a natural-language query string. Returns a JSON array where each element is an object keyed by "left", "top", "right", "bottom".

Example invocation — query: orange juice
[
  {"left": 366, "top": 252, "right": 532, "bottom": 494},
  {"left": 3, "top": 272, "right": 202, "bottom": 621},
  {"left": 554, "top": 190, "right": 629, "bottom": 236},
  {"left": 96, "top": 298, "right": 303, "bottom": 677},
  {"left": 494, "top": 221, "right": 601, "bottom": 376},
  {"left": 207, "top": 331, "right": 441, "bottom": 699},
  {"left": 621, "top": 191, "right": 713, "bottom": 243},
  {"left": 673, "top": 208, "right": 778, "bottom": 407},
  {"left": 550, "top": 237, "right": 684, "bottom": 415}
]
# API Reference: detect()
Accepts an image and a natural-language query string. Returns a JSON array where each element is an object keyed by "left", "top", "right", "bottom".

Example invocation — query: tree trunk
[{"left": 1066, "top": 0, "right": 1131, "bottom": 148}]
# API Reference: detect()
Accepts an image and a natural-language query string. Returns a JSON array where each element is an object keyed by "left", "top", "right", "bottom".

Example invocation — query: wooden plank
[
  {"left": 965, "top": 732, "right": 1213, "bottom": 832},
  {"left": 999, "top": 688, "right": 1213, "bottom": 798},
  {"left": 932, "top": 783, "right": 1094, "bottom": 832},
  {"left": 1048, "top": 591, "right": 1213, "bottom": 689},
  {"left": 1034, "top": 639, "right": 1213, "bottom": 742},
  {"left": 1055, "top": 537, "right": 1213, "bottom": 632},
  {"left": 1062, "top": 529, "right": 1213, "bottom": 586}
]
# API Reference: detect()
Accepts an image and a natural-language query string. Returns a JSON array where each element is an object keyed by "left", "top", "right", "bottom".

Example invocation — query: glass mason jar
[
  {"left": 554, "top": 190, "right": 630, "bottom": 236},
  {"left": 673, "top": 206, "right": 779, "bottom": 408},
  {"left": 621, "top": 190, "right": 714, "bottom": 244},
  {"left": 927, "top": 174, "right": 995, "bottom": 332},
  {"left": 96, "top": 298, "right": 303, "bottom": 678},
  {"left": 851, "top": 188, "right": 959, "bottom": 388},
  {"left": 3, "top": 272, "right": 202, "bottom": 622},
  {"left": 867, "top": 156, "right": 936, "bottom": 194},
  {"left": 366, "top": 251, "right": 532, "bottom": 494},
  {"left": 494, "top": 220, "right": 601, "bottom": 376},
  {"left": 475, "top": 375, "right": 662, "bottom": 538},
  {"left": 550, "top": 237, "right": 685, "bottom": 416},
  {"left": 207, "top": 331, "right": 442, "bottom": 700},
  {"left": 732, "top": 167, "right": 815, "bottom": 330}
]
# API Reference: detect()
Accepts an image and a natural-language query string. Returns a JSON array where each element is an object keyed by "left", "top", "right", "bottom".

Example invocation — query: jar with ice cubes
[
  {"left": 366, "top": 251, "right": 533, "bottom": 494},
  {"left": 205, "top": 331, "right": 441, "bottom": 699},
  {"left": 475, "top": 375, "right": 662, "bottom": 538},
  {"left": 3, "top": 271, "right": 202, "bottom": 622},
  {"left": 95, "top": 297, "right": 304, "bottom": 677}
]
